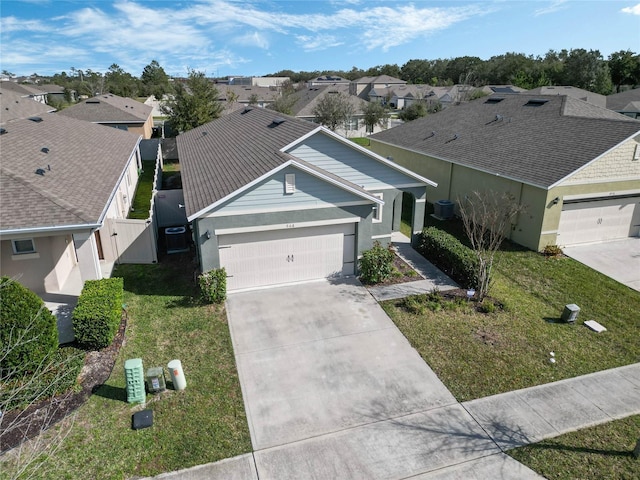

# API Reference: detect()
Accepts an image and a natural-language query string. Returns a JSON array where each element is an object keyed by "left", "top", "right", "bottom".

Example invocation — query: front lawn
[
  {"left": 382, "top": 229, "right": 640, "bottom": 401},
  {"left": 509, "top": 415, "right": 640, "bottom": 480},
  {"left": 5, "top": 259, "right": 251, "bottom": 479}
]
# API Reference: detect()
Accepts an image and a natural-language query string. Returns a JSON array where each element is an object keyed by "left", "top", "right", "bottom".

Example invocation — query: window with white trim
[
  {"left": 372, "top": 193, "right": 383, "bottom": 223},
  {"left": 12, "top": 238, "right": 36, "bottom": 254},
  {"left": 285, "top": 174, "right": 296, "bottom": 194}
]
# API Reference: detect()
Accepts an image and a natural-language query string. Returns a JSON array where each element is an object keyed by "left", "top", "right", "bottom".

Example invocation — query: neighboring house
[
  {"left": 288, "top": 84, "right": 383, "bottom": 137},
  {"left": 58, "top": 93, "right": 154, "bottom": 139},
  {"left": 219, "top": 85, "right": 280, "bottom": 109},
  {"left": 177, "top": 107, "right": 435, "bottom": 291},
  {"left": 0, "top": 81, "right": 48, "bottom": 103},
  {"left": 228, "top": 76, "right": 290, "bottom": 87},
  {"left": 526, "top": 85, "right": 606, "bottom": 108},
  {"left": 370, "top": 94, "right": 640, "bottom": 251},
  {"left": 0, "top": 114, "right": 143, "bottom": 294},
  {"left": 0, "top": 89, "right": 56, "bottom": 122},
  {"left": 607, "top": 87, "right": 640, "bottom": 119},
  {"left": 350, "top": 75, "right": 407, "bottom": 99},
  {"left": 306, "top": 75, "right": 351, "bottom": 87}
]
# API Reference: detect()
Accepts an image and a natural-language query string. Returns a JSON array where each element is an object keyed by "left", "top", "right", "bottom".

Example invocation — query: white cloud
[
  {"left": 296, "top": 34, "right": 344, "bottom": 52},
  {"left": 534, "top": 1, "right": 569, "bottom": 16},
  {"left": 233, "top": 31, "right": 270, "bottom": 49},
  {"left": 1, "top": 16, "right": 49, "bottom": 33},
  {"left": 621, "top": 3, "right": 640, "bottom": 15}
]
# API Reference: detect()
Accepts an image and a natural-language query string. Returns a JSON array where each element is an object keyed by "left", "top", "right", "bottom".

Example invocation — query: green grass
[
  {"left": 6, "top": 260, "right": 251, "bottom": 479},
  {"left": 350, "top": 137, "right": 370, "bottom": 147},
  {"left": 509, "top": 415, "right": 640, "bottom": 480},
  {"left": 383, "top": 224, "right": 640, "bottom": 401},
  {"left": 128, "top": 161, "right": 156, "bottom": 220}
]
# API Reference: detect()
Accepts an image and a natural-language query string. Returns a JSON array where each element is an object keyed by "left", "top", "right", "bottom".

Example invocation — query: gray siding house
[{"left": 177, "top": 107, "right": 436, "bottom": 291}]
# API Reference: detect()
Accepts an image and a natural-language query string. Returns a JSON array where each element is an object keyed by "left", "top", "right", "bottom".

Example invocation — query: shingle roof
[
  {"left": 289, "top": 85, "right": 366, "bottom": 117},
  {"left": 0, "top": 82, "right": 44, "bottom": 96},
  {"left": 526, "top": 86, "right": 606, "bottom": 108},
  {"left": 58, "top": 93, "right": 152, "bottom": 123},
  {"left": 178, "top": 107, "right": 318, "bottom": 218},
  {"left": 371, "top": 94, "right": 640, "bottom": 188},
  {"left": 607, "top": 88, "right": 640, "bottom": 112},
  {"left": 0, "top": 114, "right": 141, "bottom": 231},
  {"left": 0, "top": 90, "right": 56, "bottom": 123}
]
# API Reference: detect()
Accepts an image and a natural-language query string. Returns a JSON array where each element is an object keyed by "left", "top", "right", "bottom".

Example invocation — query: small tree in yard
[
  {"left": 359, "top": 241, "right": 395, "bottom": 284},
  {"left": 458, "top": 190, "right": 526, "bottom": 300},
  {"left": 362, "top": 101, "right": 389, "bottom": 134},
  {"left": 313, "top": 91, "right": 356, "bottom": 132}
]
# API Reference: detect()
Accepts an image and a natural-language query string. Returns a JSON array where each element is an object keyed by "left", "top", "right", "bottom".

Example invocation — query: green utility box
[
  {"left": 124, "top": 358, "right": 145, "bottom": 404},
  {"left": 145, "top": 367, "right": 166, "bottom": 393}
]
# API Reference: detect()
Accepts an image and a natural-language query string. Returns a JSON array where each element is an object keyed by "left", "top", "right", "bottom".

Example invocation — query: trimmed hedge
[
  {"left": 418, "top": 227, "right": 478, "bottom": 289},
  {"left": 199, "top": 268, "right": 227, "bottom": 304},
  {"left": 73, "top": 278, "right": 124, "bottom": 350},
  {"left": 0, "top": 277, "right": 59, "bottom": 378}
]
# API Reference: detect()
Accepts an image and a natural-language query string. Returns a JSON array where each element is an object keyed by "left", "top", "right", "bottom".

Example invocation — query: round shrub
[
  {"left": 0, "top": 277, "right": 58, "bottom": 378},
  {"left": 359, "top": 241, "right": 395, "bottom": 284}
]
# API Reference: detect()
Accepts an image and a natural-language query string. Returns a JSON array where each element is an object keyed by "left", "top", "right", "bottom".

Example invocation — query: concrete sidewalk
[
  {"left": 367, "top": 232, "right": 459, "bottom": 301},
  {"left": 147, "top": 362, "right": 640, "bottom": 479},
  {"left": 463, "top": 363, "right": 640, "bottom": 451}
]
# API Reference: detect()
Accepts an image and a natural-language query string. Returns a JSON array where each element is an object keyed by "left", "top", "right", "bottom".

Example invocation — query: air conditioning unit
[{"left": 434, "top": 200, "right": 455, "bottom": 220}]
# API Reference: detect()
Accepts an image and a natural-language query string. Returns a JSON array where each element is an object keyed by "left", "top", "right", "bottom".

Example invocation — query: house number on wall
[
  {"left": 597, "top": 218, "right": 603, "bottom": 224},
  {"left": 286, "top": 224, "right": 295, "bottom": 228}
]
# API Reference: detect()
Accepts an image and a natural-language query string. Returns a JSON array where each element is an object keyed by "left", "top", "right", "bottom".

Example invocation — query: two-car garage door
[
  {"left": 218, "top": 223, "right": 356, "bottom": 291},
  {"left": 557, "top": 196, "right": 640, "bottom": 246}
]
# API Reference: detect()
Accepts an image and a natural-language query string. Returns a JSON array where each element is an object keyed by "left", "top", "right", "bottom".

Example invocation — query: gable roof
[
  {"left": 0, "top": 90, "right": 56, "bottom": 123},
  {"left": 371, "top": 94, "right": 640, "bottom": 189},
  {"left": 607, "top": 87, "right": 640, "bottom": 112},
  {"left": 0, "top": 82, "right": 45, "bottom": 97},
  {"left": 289, "top": 84, "right": 366, "bottom": 117},
  {"left": 58, "top": 93, "right": 152, "bottom": 124},
  {"left": 526, "top": 86, "right": 606, "bottom": 108},
  {"left": 0, "top": 114, "right": 141, "bottom": 232},
  {"left": 352, "top": 75, "right": 406, "bottom": 85},
  {"left": 178, "top": 107, "right": 428, "bottom": 220}
]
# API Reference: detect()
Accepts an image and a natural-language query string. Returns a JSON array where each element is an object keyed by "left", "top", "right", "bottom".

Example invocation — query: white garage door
[
  {"left": 218, "top": 223, "right": 356, "bottom": 291},
  {"left": 557, "top": 196, "right": 640, "bottom": 246}
]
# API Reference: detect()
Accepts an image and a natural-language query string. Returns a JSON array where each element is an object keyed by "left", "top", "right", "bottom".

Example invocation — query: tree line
[{"left": 269, "top": 49, "right": 640, "bottom": 95}]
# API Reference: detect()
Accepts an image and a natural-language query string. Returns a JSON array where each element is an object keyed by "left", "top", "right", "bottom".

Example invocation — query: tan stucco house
[
  {"left": 0, "top": 113, "right": 142, "bottom": 294},
  {"left": 370, "top": 94, "right": 640, "bottom": 251},
  {"left": 58, "top": 93, "right": 154, "bottom": 139}
]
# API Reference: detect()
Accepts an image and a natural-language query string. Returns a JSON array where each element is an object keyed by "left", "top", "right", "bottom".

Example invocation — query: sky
[{"left": 1, "top": 0, "right": 639, "bottom": 78}]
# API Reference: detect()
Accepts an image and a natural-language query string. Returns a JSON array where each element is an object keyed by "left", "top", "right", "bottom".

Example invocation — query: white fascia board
[
  {"left": 207, "top": 201, "right": 372, "bottom": 218},
  {"left": 283, "top": 127, "right": 438, "bottom": 188},
  {"left": 0, "top": 223, "right": 102, "bottom": 238},
  {"left": 549, "top": 131, "right": 640, "bottom": 189},
  {"left": 98, "top": 135, "right": 143, "bottom": 224},
  {"left": 188, "top": 159, "right": 384, "bottom": 222},
  {"left": 187, "top": 161, "right": 294, "bottom": 222}
]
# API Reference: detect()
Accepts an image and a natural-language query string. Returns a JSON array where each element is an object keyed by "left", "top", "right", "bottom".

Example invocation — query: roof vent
[
  {"left": 524, "top": 98, "right": 549, "bottom": 107},
  {"left": 86, "top": 100, "right": 100, "bottom": 104},
  {"left": 41, "top": 147, "right": 49, "bottom": 153},
  {"left": 28, "top": 116, "right": 43, "bottom": 122},
  {"left": 485, "top": 97, "right": 504, "bottom": 104},
  {"left": 0, "top": 128, "right": 6, "bottom": 135},
  {"left": 241, "top": 107, "right": 252, "bottom": 114},
  {"left": 272, "top": 117, "right": 286, "bottom": 125},
  {"left": 35, "top": 168, "right": 46, "bottom": 176}
]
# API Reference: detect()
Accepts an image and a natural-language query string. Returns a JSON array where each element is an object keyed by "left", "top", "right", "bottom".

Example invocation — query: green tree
[
  {"left": 161, "top": 69, "right": 222, "bottom": 132},
  {"left": 105, "top": 63, "right": 139, "bottom": 97},
  {"left": 140, "top": 60, "right": 171, "bottom": 99},
  {"left": 563, "top": 49, "right": 612, "bottom": 94},
  {"left": 608, "top": 50, "right": 640, "bottom": 92},
  {"left": 362, "top": 101, "right": 389, "bottom": 134},
  {"left": 248, "top": 93, "right": 259, "bottom": 106},
  {"left": 313, "top": 91, "right": 356, "bottom": 131},
  {"left": 398, "top": 101, "right": 427, "bottom": 122}
]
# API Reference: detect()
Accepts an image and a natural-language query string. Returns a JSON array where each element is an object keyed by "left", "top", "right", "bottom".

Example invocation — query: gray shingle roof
[
  {"left": 371, "top": 94, "right": 640, "bottom": 188},
  {"left": 0, "top": 90, "right": 56, "bottom": 123},
  {"left": 607, "top": 88, "right": 640, "bottom": 111},
  {"left": 178, "top": 107, "right": 318, "bottom": 218},
  {"left": 0, "top": 114, "right": 141, "bottom": 231},
  {"left": 289, "top": 85, "right": 365, "bottom": 117},
  {"left": 58, "top": 93, "right": 152, "bottom": 123}
]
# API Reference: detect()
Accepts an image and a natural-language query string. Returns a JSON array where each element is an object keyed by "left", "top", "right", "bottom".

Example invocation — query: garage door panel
[
  {"left": 558, "top": 197, "right": 639, "bottom": 246},
  {"left": 219, "top": 223, "right": 356, "bottom": 291}
]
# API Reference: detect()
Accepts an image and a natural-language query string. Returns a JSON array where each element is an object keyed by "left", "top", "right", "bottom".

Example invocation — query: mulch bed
[
  {"left": 1, "top": 314, "right": 127, "bottom": 453},
  {"left": 370, "top": 253, "right": 425, "bottom": 287}
]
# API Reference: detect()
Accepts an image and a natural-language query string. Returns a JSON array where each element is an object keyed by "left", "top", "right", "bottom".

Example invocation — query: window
[
  {"left": 346, "top": 118, "right": 359, "bottom": 131},
  {"left": 285, "top": 174, "right": 296, "bottom": 194},
  {"left": 12, "top": 238, "right": 36, "bottom": 254},
  {"left": 372, "top": 193, "right": 384, "bottom": 223}
]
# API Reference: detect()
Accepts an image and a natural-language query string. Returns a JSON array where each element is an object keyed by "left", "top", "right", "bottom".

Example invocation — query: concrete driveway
[
  {"left": 224, "top": 279, "right": 519, "bottom": 479},
  {"left": 562, "top": 237, "right": 640, "bottom": 292}
]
